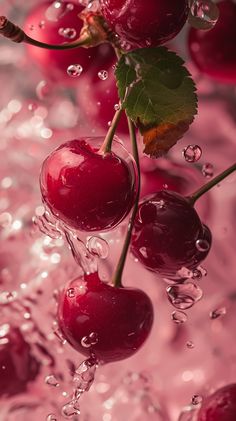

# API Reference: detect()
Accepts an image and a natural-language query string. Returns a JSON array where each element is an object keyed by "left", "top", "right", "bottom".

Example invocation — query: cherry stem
[
  {"left": 188, "top": 162, "right": 236, "bottom": 205},
  {"left": 99, "top": 108, "right": 123, "bottom": 154},
  {"left": 112, "top": 119, "right": 140, "bottom": 288}
]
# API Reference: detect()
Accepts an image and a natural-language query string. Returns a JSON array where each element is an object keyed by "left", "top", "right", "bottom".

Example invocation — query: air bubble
[
  {"left": 67, "top": 64, "right": 83, "bottom": 77},
  {"left": 196, "top": 238, "right": 210, "bottom": 252},
  {"left": 171, "top": 310, "right": 188, "bottom": 324},
  {"left": 191, "top": 394, "right": 203, "bottom": 405},
  {"left": 87, "top": 236, "right": 109, "bottom": 259},
  {"left": 58, "top": 27, "right": 77, "bottom": 39},
  {"left": 188, "top": 0, "right": 219, "bottom": 30},
  {"left": 202, "top": 163, "right": 214, "bottom": 178},
  {"left": 98, "top": 70, "right": 108, "bottom": 80},
  {"left": 45, "top": 375, "right": 60, "bottom": 387},
  {"left": 166, "top": 282, "right": 203, "bottom": 310},
  {"left": 183, "top": 145, "right": 202, "bottom": 163},
  {"left": 210, "top": 307, "right": 226, "bottom": 319}
]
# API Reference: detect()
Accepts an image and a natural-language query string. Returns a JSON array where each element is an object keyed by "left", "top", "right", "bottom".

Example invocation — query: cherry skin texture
[
  {"left": 198, "top": 384, "right": 236, "bottom": 421},
  {"left": 58, "top": 272, "right": 154, "bottom": 363},
  {"left": 24, "top": 1, "right": 115, "bottom": 83},
  {"left": 131, "top": 191, "right": 212, "bottom": 279},
  {"left": 100, "top": 0, "right": 189, "bottom": 48},
  {"left": 188, "top": 0, "right": 236, "bottom": 84},
  {"left": 40, "top": 138, "right": 136, "bottom": 231},
  {"left": 0, "top": 326, "right": 40, "bottom": 397}
]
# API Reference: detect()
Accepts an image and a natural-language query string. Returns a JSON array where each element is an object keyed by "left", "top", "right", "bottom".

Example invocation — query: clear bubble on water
[
  {"left": 191, "top": 394, "right": 203, "bottom": 405},
  {"left": 210, "top": 306, "right": 226, "bottom": 320},
  {"left": 58, "top": 27, "right": 77, "bottom": 39},
  {"left": 188, "top": 0, "right": 219, "bottom": 30},
  {"left": 98, "top": 70, "right": 108, "bottom": 80},
  {"left": 202, "top": 163, "right": 214, "bottom": 178},
  {"left": 166, "top": 282, "right": 203, "bottom": 310},
  {"left": 171, "top": 310, "right": 188, "bottom": 324},
  {"left": 183, "top": 145, "right": 202, "bottom": 163},
  {"left": 196, "top": 238, "right": 210, "bottom": 252},
  {"left": 67, "top": 64, "right": 83, "bottom": 77},
  {"left": 45, "top": 375, "right": 60, "bottom": 387},
  {"left": 86, "top": 236, "right": 109, "bottom": 259}
]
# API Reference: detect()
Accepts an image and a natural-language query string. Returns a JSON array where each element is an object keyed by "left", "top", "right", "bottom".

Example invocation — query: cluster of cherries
[{"left": 1, "top": 0, "right": 236, "bottom": 420}]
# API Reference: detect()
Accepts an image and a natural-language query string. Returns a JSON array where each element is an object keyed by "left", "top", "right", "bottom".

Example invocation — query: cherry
[
  {"left": 24, "top": 1, "right": 115, "bottom": 83},
  {"left": 131, "top": 191, "right": 211, "bottom": 279},
  {"left": 57, "top": 272, "right": 153, "bottom": 363},
  {"left": 197, "top": 384, "right": 236, "bottom": 421},
  {"left": 40, "top": 138, "right": 136, "bottom": 231},
  {"left": 99, "top": 0, "right": 189, "bottom": 49},
  {"left": 188, "top": 0, "right": 236, "bottom": 84},
  {"left": 0, "top": 325, "right": 40, "bottom": 397}
]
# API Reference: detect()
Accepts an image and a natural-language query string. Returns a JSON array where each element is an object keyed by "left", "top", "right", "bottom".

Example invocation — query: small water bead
[
  {"left": 67, "top": 64, "right": 83, "bottom": 77},
  {"left": 191, "top": 394, "right": 203, "bottom": 405},
  {"left": 86, "top": 236, "right": 109, "bottom": 259},
  {"left": 98, "top": 70, "right": 108, "bottom": 80},
  {"left": 45, "top": 375, "right": 60, "bottom": 387},
  {"left": 186, "top": 341, "right": 195, "bottom": 349},
  {"left": 210, "top": 307, "right": 226, "bottom": 320},
  {"left": 196, "top": 239, "right": 210, "bottom": 252},
  {"left": 81, "top": 332, "right": 98, "bottom": 348},
  {"left": 197, "top": 266, "right": 207, "bottom": 277},
  {"left": 58, "top": 27, "right": 77, "bottom": 39},
  {"left": 192, "top": 269, "right": 203, "bottom": 280},
  {"left": 36, "top": 80, "right": 50, "bottom": 100},
  {"left": 171, "top": 310, "right": 188, "bottom": 324},
  {"left": 183, "top": 145, "right": 202, "bottom": 163},
  {"left": 166, "top": 283, "right": 203, "bottom": 310},
  {"left": 188, "top": 0, "right": 219, "bottom": 30},
  {"left": 61, "top": 401, "right": 80, "bottom": 419},
  {"left": 67, "top": 288, "right": 76, "bottom": 298},
  {"left": 202, "top": 163, "right": 214, "bottom": 178},
  {"left": 46, "top": 415, "right": 57, "bottom": 421},
  {"left": 114, "top": 103, "right": 120, "bottom": 111}
]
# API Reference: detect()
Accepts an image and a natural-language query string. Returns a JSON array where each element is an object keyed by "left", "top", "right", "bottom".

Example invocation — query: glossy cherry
[
  {"left": 188, "top": 0, "right": 236, "bottom": 84},
  {"left": 0, "top": 325, "right": 40, "bottom": 397},
  {"left": 24, "top": 1, "right": 115, "bottom": 82},
  {"left": 198, "top": 384, "right": 236, "bottom": 421},
  {"left": 57, "top": 272, "right": 153, "bottom": 363},
  {"left": 40, "top": 138, "right": 136, "bottom": 231},
  {"left": 99, "top": 0, "right": 189, "bottom": 49},
  {"left": 131, "top": 191, "right": 211, "bottom": 279}
]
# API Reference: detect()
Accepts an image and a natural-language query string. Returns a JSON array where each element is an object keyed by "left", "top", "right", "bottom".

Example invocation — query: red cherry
[
  {"left": 198, "top": 384, "right": 236, "bottom": 421},
  {"left": 57, "top": 272, "right": 153, "bottom": 363},
  {"left": 188, "top": 0, "right": 236, "bottom": 84},
  {"left": 24, "top": 1, "right": 115, "bottom": 82},
  {"left": 40, "top": 138, "right": 137, "bottom": 231},
  {"left": 0, "top": 325, "right": 40, "bottom": 397},
  {"left": 131, "top": 191, "right": 211, "bottom": 279},
  {"left": 99, "top": 0, "right": 189, "bottom": 49}
]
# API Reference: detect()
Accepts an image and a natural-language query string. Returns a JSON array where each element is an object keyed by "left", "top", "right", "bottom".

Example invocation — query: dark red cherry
[
  {"left": 99, "top": 0, "right": 189, "bottom": 49},
  {"left": 198, "top": 384, "right": 236, "bottom": 421},
  {"left": 40, "top": 138, "right": 136, "bottom": 231},
  {"left": 188, "top": 0, "right": 236, "bottom": 84},
  {"left": 57, "top": 272, "right": 154, "bottom": 363},
  {"left": 131, "top": 191, "right": 211, "bottom": 279},
  {"left": 0, "top": 325, "right": 40, "bottom": 397},
  {"left": 24, "top": 1, "right": 115, "bottom": 83}
]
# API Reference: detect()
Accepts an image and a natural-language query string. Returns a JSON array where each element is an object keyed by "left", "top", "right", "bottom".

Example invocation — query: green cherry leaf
[{"left": 115, "top": 47, "right": 198, "bottom": 157}]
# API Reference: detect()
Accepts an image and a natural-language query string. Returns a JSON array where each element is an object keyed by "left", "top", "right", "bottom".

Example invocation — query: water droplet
[
  {"left": 67, "top": 64, "right": 83, "bottom": 77},
  {"left": 58, "top": 27, "right": 77, "bottom": 39},
  {"left": 196, "top": 238, "right": 210, "bottom": 252},
  {"left": 47, "top": 415, "right": 57, "bottom": 421},
  {"left": 202, "top": 163, "right": 214, "bottom": 178},
  {"left": 183, "top": 145, "right": 202, "bottom": 163},
  {"left": 114, "top": 103, "right": 120, "bottom": 111},
  {"left": 81, "top": 336, "right": 91, "bottom": 348},
  {"left": 73, "top": 357, "right": 97, "bottom": 393},
  {"left": 171, "top": 310, "right": 188, "bottom": 324},
  {"left": 81, "top": 332, "right": 98, "bottom": 348},
  {"left": 61, "top": 401, "right": 80, "bottom": 418},
  {"left": 89, "top": 332, "right": 98, "bottom": 345},
  {"left": 192, "top": 269, "right": 203, "bottom": 280},
  {"left": 166, "top": 283, "right": 203, "bottom": 310},
  {"left": 191, "top": 394, "right": 203, "bottom": 405},
  {"left": 0, "top": 212, "right": 12, "bottom": 228},
  {"left": 86, "top": 236, "right": 109, "bottom": 259},
  {"left": 197, "top": 266, "right": 207, "bottom": 277},
  {"left": 186, "top": 340, "right": 195, "bottom": 349},
  {"left": 45, "top": 375, "right": 60, "bottom": 387},
  {"left": 36, "top": 80, "right": 50, "bottom": 100},
  {"left": 188, "top": 0, "right": 219, "bottom": 30},
  {"left": 67, "top": 288, "right": 76, "bottom": 298},
  {"left": 210, "top": 307, "right": 226, "bottom": 319},
  {"left": 98, "top": 70, "right": 108, "bottom": 80}
]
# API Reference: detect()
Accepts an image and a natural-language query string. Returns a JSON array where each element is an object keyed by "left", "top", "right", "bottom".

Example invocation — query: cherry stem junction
[
  {"left": 99, "top": 108, "right": 123, "bottom": 154},
  {"left": 188, "top": 162, "right": 236, "bottom": 205},
  {"left": 112, "top": 118, "right": 140, "bottom": 288}
]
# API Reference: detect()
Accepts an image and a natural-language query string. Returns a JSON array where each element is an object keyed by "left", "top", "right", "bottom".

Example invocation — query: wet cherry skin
[
  {"left": 40, "top": 138, "right": 136, "bottom": 232},
  {"left": 57, "top": 272, "right": 154, "bottom": 363},
  {"left": 0, "top": 326, "right": 40, "bottom": 397},
  {"left": 198, "top": 384, "right": 236, "bottom": 421},
  {"left": 188, "top": 0, "right": 236, "bottom": 84},
  {"left": 131, "top": 191, "right": 211, "bottom": 279},
  {"left": 99, "top": 0, "right": 189, "bottom": 48},
  {"left": 24, "top": 1, "right": 115, "bottom": 82}
]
